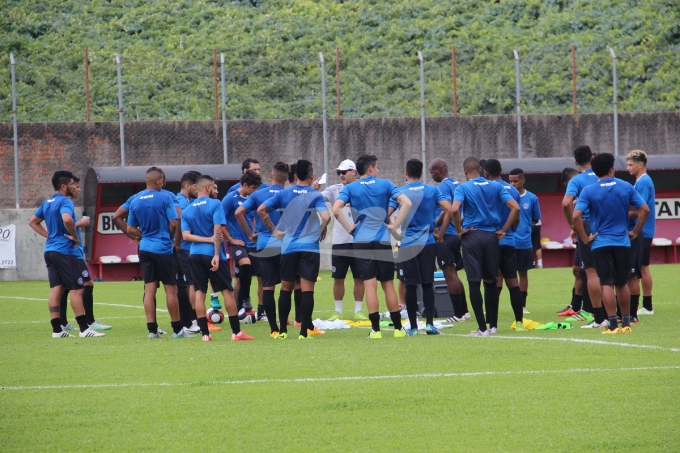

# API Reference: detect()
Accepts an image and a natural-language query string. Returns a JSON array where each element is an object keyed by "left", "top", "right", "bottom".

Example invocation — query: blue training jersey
[
  {"left": 241, "top": 184, "right": 285, "bottom": 251},
  {"left": 565, "top": 169, "right": 598, "bottom": 221},
  {"left": 454, "top": 177, "right": 513, "bottom": 233},
  {"left": 221, "top": 190, "right": 256, "bottom": 248},
  {"left": 127, "top": 189, "right": 178, "bottom": 255},
  {"left": 34, "top": 193, "right": 78, "bottom": 255},
  {"left": 436, "top": 177, "right": 460, "bottom": 236},
  {"left": 263, "top": 184, "right": 328, "bottom": 254},
  {"left": 227, "top": 181, "right": 269, "bottom": 194},
  {"left": 497, "top": 181, "right": 521, "bottom": 247},
  {"left": 575, "top": 177, "right": 645, "bottom": 250},
  {"left": 515, "top": 190, "right": 541, "bottom": 249},
  {"left": 176, "top": 192, "right": 193, "bottom": 251},
  {"left": 389, "top": 181, "right": 446, "bottom": 248},
  {"left": 629, "top": 174, "right": 655, "bottom": 239},
  {"left": 337, "top": 175, "right": 403, "bottom": 243},
  {"left": 122, "top": 189, "right": 180, "bottom": 211},
  {"left": 181, "top": 196, "right": 228, "bottom": 260}
]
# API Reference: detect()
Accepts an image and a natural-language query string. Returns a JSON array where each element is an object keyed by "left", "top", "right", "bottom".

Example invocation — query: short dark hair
[
  {"left": 508, "top": 168, "right": 525, "bottom": 178},
  {"left": 626, "top": 150, "right": 648, "bottom": 165},
  {"left": 288, "top": 163, "right": 297, "bottom": 183},
  {"left": 196, "top": 175, "right": 215, "bottom": 186},
  {"left": 295, "top": 159, "right": 313, "bottom": 181},
  {"left": 484, "top": 159, "right": 502, "bottom": 178},
  {"left": 591, "top": 153, "right": 615, "bottom": 177},
  {"left": 463, "top": 157, "right": 481, "bottom": 173},
  {"left": 272, "top": 162, "right": 290, "bottom": 182},
  {"left": 405, "top": 159, "right": 423, "bottom": 178},
  {"left": 72, "top": 176, "right": 81, "bottom": 183},
  {"left": 356, "top": 154, "right": 377, "bottom": 176},
  {"left": 51, "top": 170, "right": 74, "bottom": 190},
  {"left": 573, "top": 145, "right": 593, "bottom": 166},
  {"left": 180, "top": 171, "right": 200, "bottom": 186},
  {"left": 242, "top": 158, "right": 259, "bottom": 172},
  {"left": 560, "top": 167, "right": 578, "bottom": 184},
  {"left": 240, "top": 170, "right": 262, "bottom": 187},
  {"left": 478, "top": 159, "right": 487, "bottom": 170}
]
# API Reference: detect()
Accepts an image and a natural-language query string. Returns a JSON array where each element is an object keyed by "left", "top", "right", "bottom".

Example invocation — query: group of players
[{"left": 31, "top": 144, "right": 655, "bottom": 340}]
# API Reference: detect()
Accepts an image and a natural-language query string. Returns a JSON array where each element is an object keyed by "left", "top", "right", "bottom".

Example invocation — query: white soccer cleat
[
  {"left": 463, "top": 313, "right": 471, "bottom": 320},
  {"left": 61, "top": 323, "right": 75, "bottom": 331},
  {"left": 637, "top": 307, "right": 654, "bottom": 315},
  {"left": 581, "top": 320, "right": 609, "bottom": 329},
  {"left": 52, "top": 331, "right": 74, "bottom": 338},
  {"left": 489, "top": 327, "right": 498, "bottom": 335},
  {"left": 157, "top": 327, "right": 166, "bottom": 335},
  {"left": 468, "top": 329, "right": 490, "bottom": 337},
  {"left": 89, "top": 321, "right": 112, "bottom": 331},
  {"left": 186, "top": 321, "right": 201, "bottom": 334},
  {"left": 79, "top": 327, "right": 105, "bottom": 337}
]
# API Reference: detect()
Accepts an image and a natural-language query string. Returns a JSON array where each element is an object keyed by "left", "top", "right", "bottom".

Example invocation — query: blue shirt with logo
[
  {"left": 122, "top": 189, "right": 180, "bottom": 211},
  {"left": 34, "top": 193, "right": 78, "bottom": 255},
  {"left": 515, "top": 190, "right": 541, "bottom": 249},
  {"left": 389, "top": 181, "right": 446, "bottom": 247},
  {"left": 222, "top": 191, "right": 256, "bottom": 249},
  {"left": 566, "top": 169, "right": 598, "bottom": 221},
  {"left": 181, "top": 196, "right": 228, "bottom": 260},
  {"left": 629, "top": 174, "right": 655, "bottom": 239},
  {"left": 127, "top": 190, "right": 178, "bottom": 255},
  {"left": 453, "top": 177, "right": 513, "bottom": 233},
  {"left": 241, "top": 184, "right": 285, "bottom": 251},
  {"left": 263, "top": 184, "right": 328, "bottom": 254},
  {"left": 176, "top": 192, "right": 194, "bottom": 251},
  {"left": 575, "top": 177, "right": 646, "bottom": 250},
  {"left": 436, "top": 177, "right": 460, "bottom": 236},
  {"left": 337, "top": 176, "right": 403, "bottom": 243},
  {"left": 497, "top": 181, "right": 521, "bottom": 247},
  {"left": 227, "top": 181, "right": 269, "bottom": 194}
]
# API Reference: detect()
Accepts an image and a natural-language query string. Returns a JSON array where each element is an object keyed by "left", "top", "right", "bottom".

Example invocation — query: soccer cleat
[
  {"left": 258, "top": 313, "right": 268, "bottom": 322},
  {"left": 620, "top": 326, "right": 633, "bottom": 333},
  {"left": 327, "top": 311, "right": 342, "bottom": 321},
  {"left": 269, "top": 331, "right": 279, "bottom": 338},
  {"left": 232, "top": 330, "right": 255, "bottom": 341},
  {"left": 425, "top": 324, "right": 441, "bottom": 335},
  {"left": 208, "top": 321, "right": 222, "bottom": 332},
  {"left": 463, "top": 313, "right": 471, "bottom": 320},
  {"left": 157, "top": 327, "right": 167, "bottom": 335},
  {"left": 602, "top": 327, "right": 621, "bottom": 335},
  {"left": 637, "top": 307, "right": 654, "bottom": 315},
  {"left": 446, "top": 316, "right": 466, "bottom": 323},
  {"left": 172, "top": 329, "right": 194, "bottom": 338},
  {"left": 79, "top": 328, "right": 105, "bottom": 338},
  {"left": 581, "top": 320, "right": 609, "bottom": 329},
  {"left": 308, "top": 327, "right": 326, "bottom": 336},
  {"left": 489, "top": 327, "right": 498, "bottom": 335},
  {"left": 52, "top": 331, "right": 73, "bottom": 338},
  {"left": 468, "top": 329, "right": 490, "bottom": 337},
  {"left": 88, "top": 321, "right": 112, "bottom": 331},
  {"left": 202, "top": 334, "right": 212, "bottom": 342},
  {"left": 631, "top": 317, "right": 640, "bottom": 325},
  {"left": 185, "top": 321, "right": 201, "bottom": 334},
  {"left": 276, "top": 332, "right": 288, "bottom": 339},
  {"left": 298, "top": 334, "right": 313, "bottom": 340},
  {"left": 61, "top": 323, "right": 75, "bottom": 331},
  {"left": 148, "top": 332, "right": 161, "bottom": 339},
  {"left": 515, "top": 321, "right": 527, "bottom": 332},
  {"left": 523, "top": 308, "right": 531, "bottom": 314},
  {"left": 565, "top": 311, "right": 594, "bottom": 322},
  {"left": 367, "top": 330, "right": 382, "bottom": 339},
  {"left": 557, "top": 306, "right": 578, "bottom": 317},
  {"left": 210, "top": 294, "right": 222, "bottom": 309},
  {"left": 294, "top": 321, "right": 302, "bottom": 327},
  {"left": 393, "top": 327, "right": 407, "bottom": 338},
  {"left": 354, "top": 311, "right": 369, "bottom": 321},
  {"left": 406, "top": 328, "right": 419, "bottom": 336}
]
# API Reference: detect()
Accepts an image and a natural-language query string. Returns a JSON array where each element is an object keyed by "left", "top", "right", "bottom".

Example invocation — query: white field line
[
  {"left": 0, "top": 295, "right": 167, "bottom": 312},
  {"left": 2, "top": 365, "right": 679, "bottom": 391}
]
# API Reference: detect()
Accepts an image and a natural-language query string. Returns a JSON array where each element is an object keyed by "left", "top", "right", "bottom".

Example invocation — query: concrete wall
[{"left": 0, "top": 209, "right": 48, "bottom": 281}]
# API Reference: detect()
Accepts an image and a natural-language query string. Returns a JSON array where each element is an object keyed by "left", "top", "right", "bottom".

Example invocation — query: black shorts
[
  {"left": 354, "top": 242, "right": 395, "bottom": 282},
  {"left": 531, "top": 224, "right": 542, "bottom": 251},
  {"left": 229, "top": 245, "right": 260, "bottom": 277},
  {"left": 331, "top": 243, "right": 361, "bottom": 280},
  {"left": 628, "top": 235, "right": 643, "bottom": 279},
  {"left": 577, "top": 220, "right": 595, "bottom": 269},
  {"left": 398, "top": 244, "right": 436, "bottom": 286},
  {"left": 45, "top": 252, "right": 86, "bottom": 290},
  {"left": 641, "top": 237, "right": 652, "bottom": 266},
  {"left": 190, "top": 254, "right": 233, "bottom": 294},
  {"left": 516, "top": 248, "right": 535, "bottom": 272},
  {"left": 280, "top": 251, "right": 320, "bottom": 282},
  {"left": 573, "top": 242, "right": 581, "bottom": 267},
  {"left": 173, "top": 250, "right": 187, "bottom": 289},
  {"left": 77, "top": 259, "right": 92, "bottom": 284},
  {"left": 254, "top": 247, "right": 282, "bottom": 287},
  {"left": 177, "top": 249, "right": 194, "bottom": 286},
  {"left": 139, "top": 250, "right": 177, "bottom": 285},
  {"left": 498, "top": 245, "right": 519, "bottom": 279},
  {"left": 461, "top": 230, "right": 499, "bottom": 283},
  {"left": 593, "top": 246, "right": 629, "bottom": 286},
  {"left": 435, "top": 235, "right": 463, "bottom": 271}
]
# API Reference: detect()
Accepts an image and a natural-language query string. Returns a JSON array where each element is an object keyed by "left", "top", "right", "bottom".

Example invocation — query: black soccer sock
[
  {"left": 278, "top": 290, "right": 292, "bottom": 334},
  {"left": 484, "top": 281, "right": 499, "bottom": 329},
  {"left": 263, "top": 290, "right": 279, "bottom": 333},
  {"left": 642, "top": 295, "right": 653, "bottom": 311},
  {"left": 299, "top": 291, "right": 315, "bottom": 337},
  {"left": 83, "top": 286, "right": 95, "bottom": 325},
  {"left": 508, "top": 286, "right": 524, "bottom": 323},
  {"left": 468, "top": 281, "right": 487, "bottom": 332},
  {"left": 50, "top": 318, "right": 63, "bottom": 334},
  {"left": 462, "top": 289, "right": 469, "bottom": 314},
  {"left": 369, "top": 311, "right": 381, "bottom": 332},
  {"left": 171, "top": 320, "right": 183, "bottom": 335},
  {"left": 449, "top": 293, "right": 464, "bottom": 318},
  {"left": 294, "top": 288, "right": 302, "bottom": 323},
  {"left": 147, "top": 322, "right": 158, "bottom": 334},
  {"left": 237, "top": 264, "right": 253, "bottom": 308},
  {"left": 593, "top": 305, "right": 606, "bottom": 325},
  {"left": 521, "top": 290, "right": 528, "bottom": 308},
  {"left": 405, "top": 285, "right": 419, "bottom": 329},
  {"left": 630, "top": 294, "right": 640, "bottom": 318},
  {"left": 257, "top": 304, "right": 264, "bottom": 318},
  {"left": 75, "top": 315, "right": 89, "bottom": 333},
  {"left": 390, "top": 311, "right": 403, "bottom": 331},
  {"left": 177, "top": 287, "right": 193, "bottom": 328},
  {"left": 422, "top": 283, "right": 435, "bottom": 325},
  {"left": 571, "top": 288, "right": 584, "bottom": 312},
  {"left": 622, "top": 315, "right": 631, "bottom": 328},
  {"left": 191, "top": 309, "right": 197, "bottom": 321},
  {"left": 197, "top": 317, "right": 210, "bottom": 336},
  {"left": 580, "top": 270, "right": 593, "bottom": 313},
  {"left": 608, "top": 315, "right": 619, "bottom": 330},
  {"left": 59, "top": 289, "right": 69, "bottom": 325},
  {"left": 228, "top": 315, "right": 240, "bottom": 335}
]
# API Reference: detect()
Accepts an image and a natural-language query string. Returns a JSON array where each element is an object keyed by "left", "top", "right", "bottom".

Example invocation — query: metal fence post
[
  {"left": 609, "top": 47, "right": 619, "bottom": 157},
  {"left": 452, "top": 46, "right": 458, "bottom": 116},
  {"left": 10, "top": 54, "right": 20, "bottom": 208},
  {"left": 514, "top": 50, "right": 523, "bottom": 159},
  {"left": 571, "top": 45, "right": 577, "bottom": 115},
  {"left": 418, "top": 51, "right": 427, "bottom": 182},
  {"left": 221, "top": 53, "right": 228, "bottom": 165},
  {"left": 115, "top": 54, "right": 126, "bottom": 167},
  {"left": 320, "top": 52, "right": 328, "bottom": 180},
  {"left": 335, "top": 47, "right": 341, "bottom": 119}
]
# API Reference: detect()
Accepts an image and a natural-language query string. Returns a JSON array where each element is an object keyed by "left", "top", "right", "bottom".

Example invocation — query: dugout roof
[{"left": 498, "top": 155, "right": 680, "bottom": 175}]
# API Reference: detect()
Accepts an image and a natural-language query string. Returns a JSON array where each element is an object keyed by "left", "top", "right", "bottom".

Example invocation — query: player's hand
[
  {"left": 570, "top": 230, "right": 578, "bottom": 243},
  {"left": 210, "top": 256, "right": 219, "bottom": 271},
  {"left": 347, "top": 221, "right": 360, "bottom": 235},
  {"left": 273, "top": 229, "right": 285, "bottom": 240},
  {"left": 248, "top": 232, "right": 260, "bottom": 242},
  {"left": 582, "top": 232, "right": 598, "bottom": 245},
  {"left": 495, "top": 230, "right": 506, "bottom": 240},
  {"left": 312, "top": 178, "right": 322, "bottom": 190},
  {"left": 230, "top": 239, "right": 245, "bottom": 247},
  {"left": 64, "top": 234, "right": 80, "bottom": 247},
  {"left": 457, "top": 227, "right": 473, "bottom": 236},
  {"left": 77, "top": 217, "right": 91, "bottom": 228},
  {"left": 628, "top": 230, "right": 638, "bottom": 240},
  {"left": 174, "top": 243, "right": 180, "bottom": 252},
  {"left": 434, "top": 230, "right": 445, "bottom": 243}
]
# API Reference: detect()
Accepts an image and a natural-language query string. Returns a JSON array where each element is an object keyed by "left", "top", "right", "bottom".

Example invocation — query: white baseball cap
[{"left": 335, "top": 159, "right": 356, "bottom": 171}]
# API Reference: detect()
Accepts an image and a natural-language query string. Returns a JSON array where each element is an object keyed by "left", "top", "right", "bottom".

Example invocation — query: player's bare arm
[
  {"left": 256, "top": 203, "right": 285, "bottom": 240},
  {"left": 387, "top": 194, "right": 412, "bottom": 231},
  {"left": 573, "top": 209, "right": 596, "bottom": 244},
  {"left": 113, "top": 206, "right": 138, "bottom": 241},
  {"left": 220, "top": 225, "right": 245, "bottom": 246},
  {"left": 497, "top": 198, "right": 520, "bottom": 239},
  {"left": 28, "top": 215, "right": 49, "bottom": 239},
  {"left": 562, "top": 194, "right": 576, "bottom": 230},
  {"left": 211, "top": 224, "right": 221, "bottom": 271},
  {"left": 450, "top": 200, "right": 471, "bottom": 236},
  {"left": 182, "top": 230, "right": 214, "bottom": 244},
  {"left": 61, "top": 212, "right": 80, "bottom": 246},
  {"left": 434, "top": 200, "right": 452, "bottom": 242},
  {"left": 629, "top": 203, "right": 650, "bottom": 239},
  {"left": 235, "top": 206, "right": 259, "bottom": 242}
]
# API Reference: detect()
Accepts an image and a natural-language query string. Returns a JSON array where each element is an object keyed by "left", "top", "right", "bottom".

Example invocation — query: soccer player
[
  {"left": 428, "top": 157, "right": 470, "bottom": 322},
  {"left": 389, "top": 159, "right": 451, "bottom": 335},
  {"left": 626, "top": 150, "right": 656, "bottom": 317},
  {"left": 332, "top": 154, "right": 412, "bottom": 339},
  {"left": 29, "top": 170, "right": 104, "bottom": 338},
  {"left": 227, "top": 158, "right": 269, "bottom": 194},
  {"left": 287, "top": 162, "right": 304, "bottom": 326},
  {"left": 222, "top": 170, "right": 262, "bottom": 321},
  {"left": 126, "top": 167, "right": 186, "bottom": 339},
  {"left": 562, "top": 146, "right": 607, "bottom": 329},
  {"left": 451, "top": 157, "right": 519, "bottom": 336},
  {"left": 319, "top": 159, "right": 366, "bottom": 321},
  {"left": 236, "top": 162, "right": 289, "bottom": 336},
  {"left": 573, "top": 153, "right": 649, "bottom": 333},
  {"left": 181, "top": 175, "right": 254, "bottom": 341},
  {"left": 483, "top": 159, "right": 525, "bottom": 331},
  {"left": 508, "top": 168, "right": 542, "bottom": 313},
  {"left": 257, "top": 159, "right": 331, "bottom": 339}
]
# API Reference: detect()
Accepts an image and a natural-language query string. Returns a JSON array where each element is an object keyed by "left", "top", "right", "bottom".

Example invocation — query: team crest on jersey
[
  {"left": 81, "top": 270, "right": 89, "bottom": 278},
  {"left": 523, "top": 203, "right": 529, "bottom": 210}
]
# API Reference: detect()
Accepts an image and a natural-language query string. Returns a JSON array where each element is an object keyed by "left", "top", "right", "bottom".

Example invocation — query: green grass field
[{"left": 1, "top": 266, "right": 680, "bottom": 452}]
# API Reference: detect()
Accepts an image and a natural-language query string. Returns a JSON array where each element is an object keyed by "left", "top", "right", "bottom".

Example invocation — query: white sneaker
[
  {"left": 581, "top": 320, "right": 609, "bottom": 329},
  {"left": 89, "top": 321, "right": 112, "bottom": 331},
  {"left": 79, "top": 327, "right": 105, "bottom": 337},
  {"left": 52, "top": 331, "right": 74, "bottom": 338},
  {"left": 463, "top": 313, "right": 471, "bottom": 320},
  {"left": 523, "top": 308, "right": 531, "bottom": 314},
  {"left": 637, "top": 307, "right": 654, "bottom": 315},
  {"left": 446, "top": 316, "right": 466, "bottom": 322},
  {"left": 61, "top": 323, "right": 75, "bottom": 331},
  {"left": 489, "top": 327, "right": 498, "bottom": 335},
  {"left": 186, "top": 321, "right": 201, "bottom": 334},
  {"left": 469, "top": 329, "right": 490, "bottom": 337},
  {"left": 173, "top": 329, "right": 195, "bottom": 338},
  {"left": 157, "top": 327, "right": 166, "bottom": 335}
]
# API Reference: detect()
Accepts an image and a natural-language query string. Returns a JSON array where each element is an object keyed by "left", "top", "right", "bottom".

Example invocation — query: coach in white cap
[{"left": 320, "top": 159, "right": 367, "bottom": 320}]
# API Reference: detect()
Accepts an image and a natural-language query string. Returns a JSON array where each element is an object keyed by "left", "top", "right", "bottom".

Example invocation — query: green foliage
[{"left": 1, "top": 0, "right": 679, "bottom": 122}]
